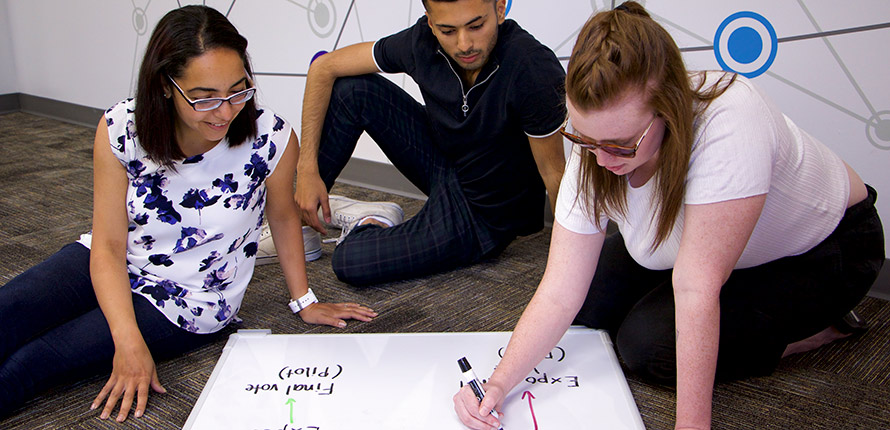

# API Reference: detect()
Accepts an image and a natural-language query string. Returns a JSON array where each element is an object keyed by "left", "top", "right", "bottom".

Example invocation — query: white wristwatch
[{"left": 288, "top": 288, "right": 318, "bottom": 313}]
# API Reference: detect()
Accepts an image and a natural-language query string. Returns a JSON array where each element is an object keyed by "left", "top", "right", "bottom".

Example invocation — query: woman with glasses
[
  {"left": 455, "top": 2, "right": 883, "bottom": 429},
  {"left": 0, "top": 6, "right": 375, "bottom": 422}
]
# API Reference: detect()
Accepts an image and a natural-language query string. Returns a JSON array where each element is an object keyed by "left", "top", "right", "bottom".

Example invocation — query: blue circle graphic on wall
[
  {"left": 714, "top": 11, "right": 777, "bottom": 78},
  {"left": 506, "top": 0, "right": 512, "bottom": 16}
]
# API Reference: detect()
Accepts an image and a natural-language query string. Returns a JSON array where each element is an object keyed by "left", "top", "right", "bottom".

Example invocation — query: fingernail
[
  {"left": 135, "top": 410, "right": 143, "bottom": 418},
  {"left": 90, "top": 404, "right": 97, "bottom": 410},
  {"left": 338, "top": 321, "right": 347, "bottom": 328}
]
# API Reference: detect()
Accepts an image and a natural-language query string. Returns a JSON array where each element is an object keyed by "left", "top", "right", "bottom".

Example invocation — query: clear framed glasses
[
  {"left": 167, "top": 75, "right": 256, "bottom": 112},
  {"left": 560, "top": 116, "right": 656, "bottom": 158}
]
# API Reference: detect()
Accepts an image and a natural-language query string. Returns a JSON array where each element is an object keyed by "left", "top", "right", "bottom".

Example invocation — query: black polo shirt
[{"left": 373, "top": 17, "right": 566, "bottom": 238}]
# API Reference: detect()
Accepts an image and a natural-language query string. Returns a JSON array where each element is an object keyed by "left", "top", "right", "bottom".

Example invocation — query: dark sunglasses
[{"left": 559, "top": 116, "right": 656, "bottom": 158}]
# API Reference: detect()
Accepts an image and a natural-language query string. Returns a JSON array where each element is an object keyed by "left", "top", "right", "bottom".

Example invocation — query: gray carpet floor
[{"left": 1, "top": 111, "right": 888, "bottom": 429}]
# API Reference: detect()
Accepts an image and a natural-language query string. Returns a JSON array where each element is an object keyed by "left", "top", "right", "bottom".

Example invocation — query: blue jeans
[
  {"left": 0, "top": 243, "right": 220, "bottom": 417},
  {"left": 573, "top": 185, "right": 885, "bottom": 384},
  {"left": 318, "top": 74, "right": 507, "bottom": 286}
]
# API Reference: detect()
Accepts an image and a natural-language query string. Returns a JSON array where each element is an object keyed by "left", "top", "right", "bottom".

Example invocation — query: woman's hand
[
  {"left": 453, "top": 382, "right": 505, "bottom": 430},
  {"left": 298, "top": 302, "right": 377, "bottom": 328},
  {"left": 91, "top": 340, "right": 165, "bottom": 422}
]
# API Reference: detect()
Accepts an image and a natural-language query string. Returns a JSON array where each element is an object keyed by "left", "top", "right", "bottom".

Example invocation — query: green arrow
[{"left": 285, "top": 398, "right": 296, "bottom": 424}]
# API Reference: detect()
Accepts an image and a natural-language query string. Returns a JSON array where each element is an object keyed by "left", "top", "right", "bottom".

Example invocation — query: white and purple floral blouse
[{"left": 79, "top": 98, "right": 291, "bottom": 334}]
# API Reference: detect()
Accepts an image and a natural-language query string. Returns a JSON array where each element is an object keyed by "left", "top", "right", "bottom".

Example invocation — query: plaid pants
[{"left": 317, "top": 74, "right": 506, "bottom": 286}]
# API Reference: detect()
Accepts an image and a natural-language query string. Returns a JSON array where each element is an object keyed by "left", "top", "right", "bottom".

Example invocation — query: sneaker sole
[
  {"left": 255, "top": 255, "right": 279, "bottom": 266},
  {"left": 305, "top": 248, "right": 322, "bottom": 262},
  {"left": 255, "top": 248, "right": 322, "bottom": 266}
]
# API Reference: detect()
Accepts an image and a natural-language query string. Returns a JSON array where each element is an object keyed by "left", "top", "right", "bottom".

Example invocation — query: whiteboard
[{"left": 184, "top": 327, "right": 644, "bottom": 430}]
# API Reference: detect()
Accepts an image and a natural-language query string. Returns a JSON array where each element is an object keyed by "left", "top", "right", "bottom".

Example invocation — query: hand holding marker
[{"left": 458, "top": 357, "right": 504, "bottom": 430}]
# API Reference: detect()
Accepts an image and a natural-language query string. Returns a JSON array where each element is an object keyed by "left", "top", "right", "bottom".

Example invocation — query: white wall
[
  {"left": 0, "top": 0, "right": 18, "bottom": 94},
  {"left": 6, "top": 0, "right": 149, "bottom": 109},
  {"left": 4, "top": 0, "right": 890, "bottom": 250}
]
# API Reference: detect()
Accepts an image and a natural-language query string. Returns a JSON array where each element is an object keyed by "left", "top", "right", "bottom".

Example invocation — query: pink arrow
[{"left": 522, "top": 391, "right": 538, "bottom": 430}]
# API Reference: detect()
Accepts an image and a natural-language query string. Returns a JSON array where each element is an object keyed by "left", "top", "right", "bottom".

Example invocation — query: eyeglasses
[
  {"left": 167, "top": 75, "right": 256, "bottom": 112},
  {"left": 560, "top": 116, "right": 656, "bottom": 158}
]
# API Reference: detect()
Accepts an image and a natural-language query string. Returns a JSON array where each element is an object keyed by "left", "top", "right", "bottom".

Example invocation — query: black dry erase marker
[{"left": 458, "top": 357, "right": 503, "bottom": 429}]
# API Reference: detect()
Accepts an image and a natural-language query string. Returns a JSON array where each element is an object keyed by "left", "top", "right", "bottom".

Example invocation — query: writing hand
[
  {"left": 91, "top": 341, "right": 165, "bottom": 422},
  {"left": 294, "top": 171, "right": 330, "bottom": 235},
  {"left": 298, "top": 302, "right": 377, "bottom": 328},
  {"left": 453, "top": 383, "right": 504, "bottom": 430}
]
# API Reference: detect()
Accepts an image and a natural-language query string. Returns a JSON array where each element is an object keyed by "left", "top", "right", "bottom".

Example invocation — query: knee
[
  {"left": 330, "top": 75, "right": 360, "bottom": 100},
  {"left": 330, "top": 243, "right": 374, "bottom": 287},
  {"left": 615, "top": 315, "right": 677, "bottom": 385},
  {"left": 0, "top": 349, "right": 44, "bottom": 417},
  {"left": 0, "top": 363, "right": 24, "bottom": 418},
  {"left": 331, "top": 264, "right": 375, "bottom": 288},
  {"left": 331, "top": 269, "right": 366, "bottom": 287},
  {"left": 330, "top": 74, "right": 384, "bottom": 104}
]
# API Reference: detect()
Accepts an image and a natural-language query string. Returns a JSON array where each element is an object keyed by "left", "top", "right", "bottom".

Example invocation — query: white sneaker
[
  {"left": 323, "top": 195, "right": 404, "bottom": 244},
  {"left": 302, "top": 226, "right": 323, "bottom": 261},
  {"left": 256, "top": 224, "right": 322, "bottom": 265}
]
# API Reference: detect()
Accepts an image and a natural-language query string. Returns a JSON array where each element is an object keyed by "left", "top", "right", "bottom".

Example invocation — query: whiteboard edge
[
  {"left": 182, "top": 332, "right": 260, "bottom": 429},
  {"left": 597, "top": 330, "right": 647, "bottom": 429}
]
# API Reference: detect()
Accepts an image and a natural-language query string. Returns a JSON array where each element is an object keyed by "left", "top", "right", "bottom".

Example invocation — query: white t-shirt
[
  {"left": 555, "top": 73, "right": 849, "bottom": 270},
  {"left": 79, "top": 98, "right": 291, "bottom": 333}
]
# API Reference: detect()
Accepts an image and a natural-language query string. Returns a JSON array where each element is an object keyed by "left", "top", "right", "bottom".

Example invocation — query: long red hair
[{"left": 566, "top": 2, "right": 734, "bottom": 250}]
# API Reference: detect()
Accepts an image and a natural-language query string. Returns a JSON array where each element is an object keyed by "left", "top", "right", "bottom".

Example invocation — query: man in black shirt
[{"left": 288, "top": 0, "right": 566, "bottom": 285}]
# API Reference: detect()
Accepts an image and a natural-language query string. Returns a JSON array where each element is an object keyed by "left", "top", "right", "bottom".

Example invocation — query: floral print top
[{"left": 78, "top": 98, "right": 291, "bottom": 334}]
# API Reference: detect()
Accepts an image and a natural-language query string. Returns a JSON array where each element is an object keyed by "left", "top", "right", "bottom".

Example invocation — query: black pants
[
  {"left": 316, "top": 75, "right": 506, "bottom": 286},
  {"left": 0, "top": 243, "right": 222, "bottom": 417},
  {"left": 573, "top": 185, "right": 885, "bottom": 384}
]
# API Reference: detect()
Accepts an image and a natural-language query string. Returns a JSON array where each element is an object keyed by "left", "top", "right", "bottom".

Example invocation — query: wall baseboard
[
  {"left": 0, "top": 93, "right": 20, "bottom": 114},
  {"left": 339, "top": 157, "right": 426, "bottom": 201},
  {"left": 1, "top": 93, "right": 104, "bottom": 127},
  {"left": 17, "top": 93, "right": 105, "bottom": 128},
  {"left": 4, "top": 92, "right": 889, "bottom": 300}
]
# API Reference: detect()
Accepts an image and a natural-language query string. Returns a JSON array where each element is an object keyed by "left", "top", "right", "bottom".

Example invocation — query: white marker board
[{"left": 184, "top": 327, "right": 644, "bottom": 430}]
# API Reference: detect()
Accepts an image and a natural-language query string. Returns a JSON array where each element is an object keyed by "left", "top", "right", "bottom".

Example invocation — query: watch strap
[{"left": 288, "top": 288, "right": 318, "bottom": 313}]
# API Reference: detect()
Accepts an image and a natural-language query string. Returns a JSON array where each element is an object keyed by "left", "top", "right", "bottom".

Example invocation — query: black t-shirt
[{"left": 374, "top": 17, "right": 566, "bottom": 238}]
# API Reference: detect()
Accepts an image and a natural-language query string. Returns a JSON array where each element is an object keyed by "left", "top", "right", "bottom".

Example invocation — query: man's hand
[{"left": 295, "top": 171, "right": 330, "bottom": 234}]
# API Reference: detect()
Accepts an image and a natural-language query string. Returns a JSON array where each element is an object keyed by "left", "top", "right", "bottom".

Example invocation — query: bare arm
[
  {"left": 528, "top": 133, "right": 566, "bottom": 216},
  {"left": 296, "top": 42, "right": 380, "bottom": 232},
  {"left": 269, "top": 130, "right": 376, "bottom": 327},
  {"left": 88, "top": 118, "right": 163, "bottom": 422},
  {"left": 454, "top": 222, "right": 605, "bottom": 429},
  {"left": 672, "top": 194, "right": 765, "bottom": 430}
]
